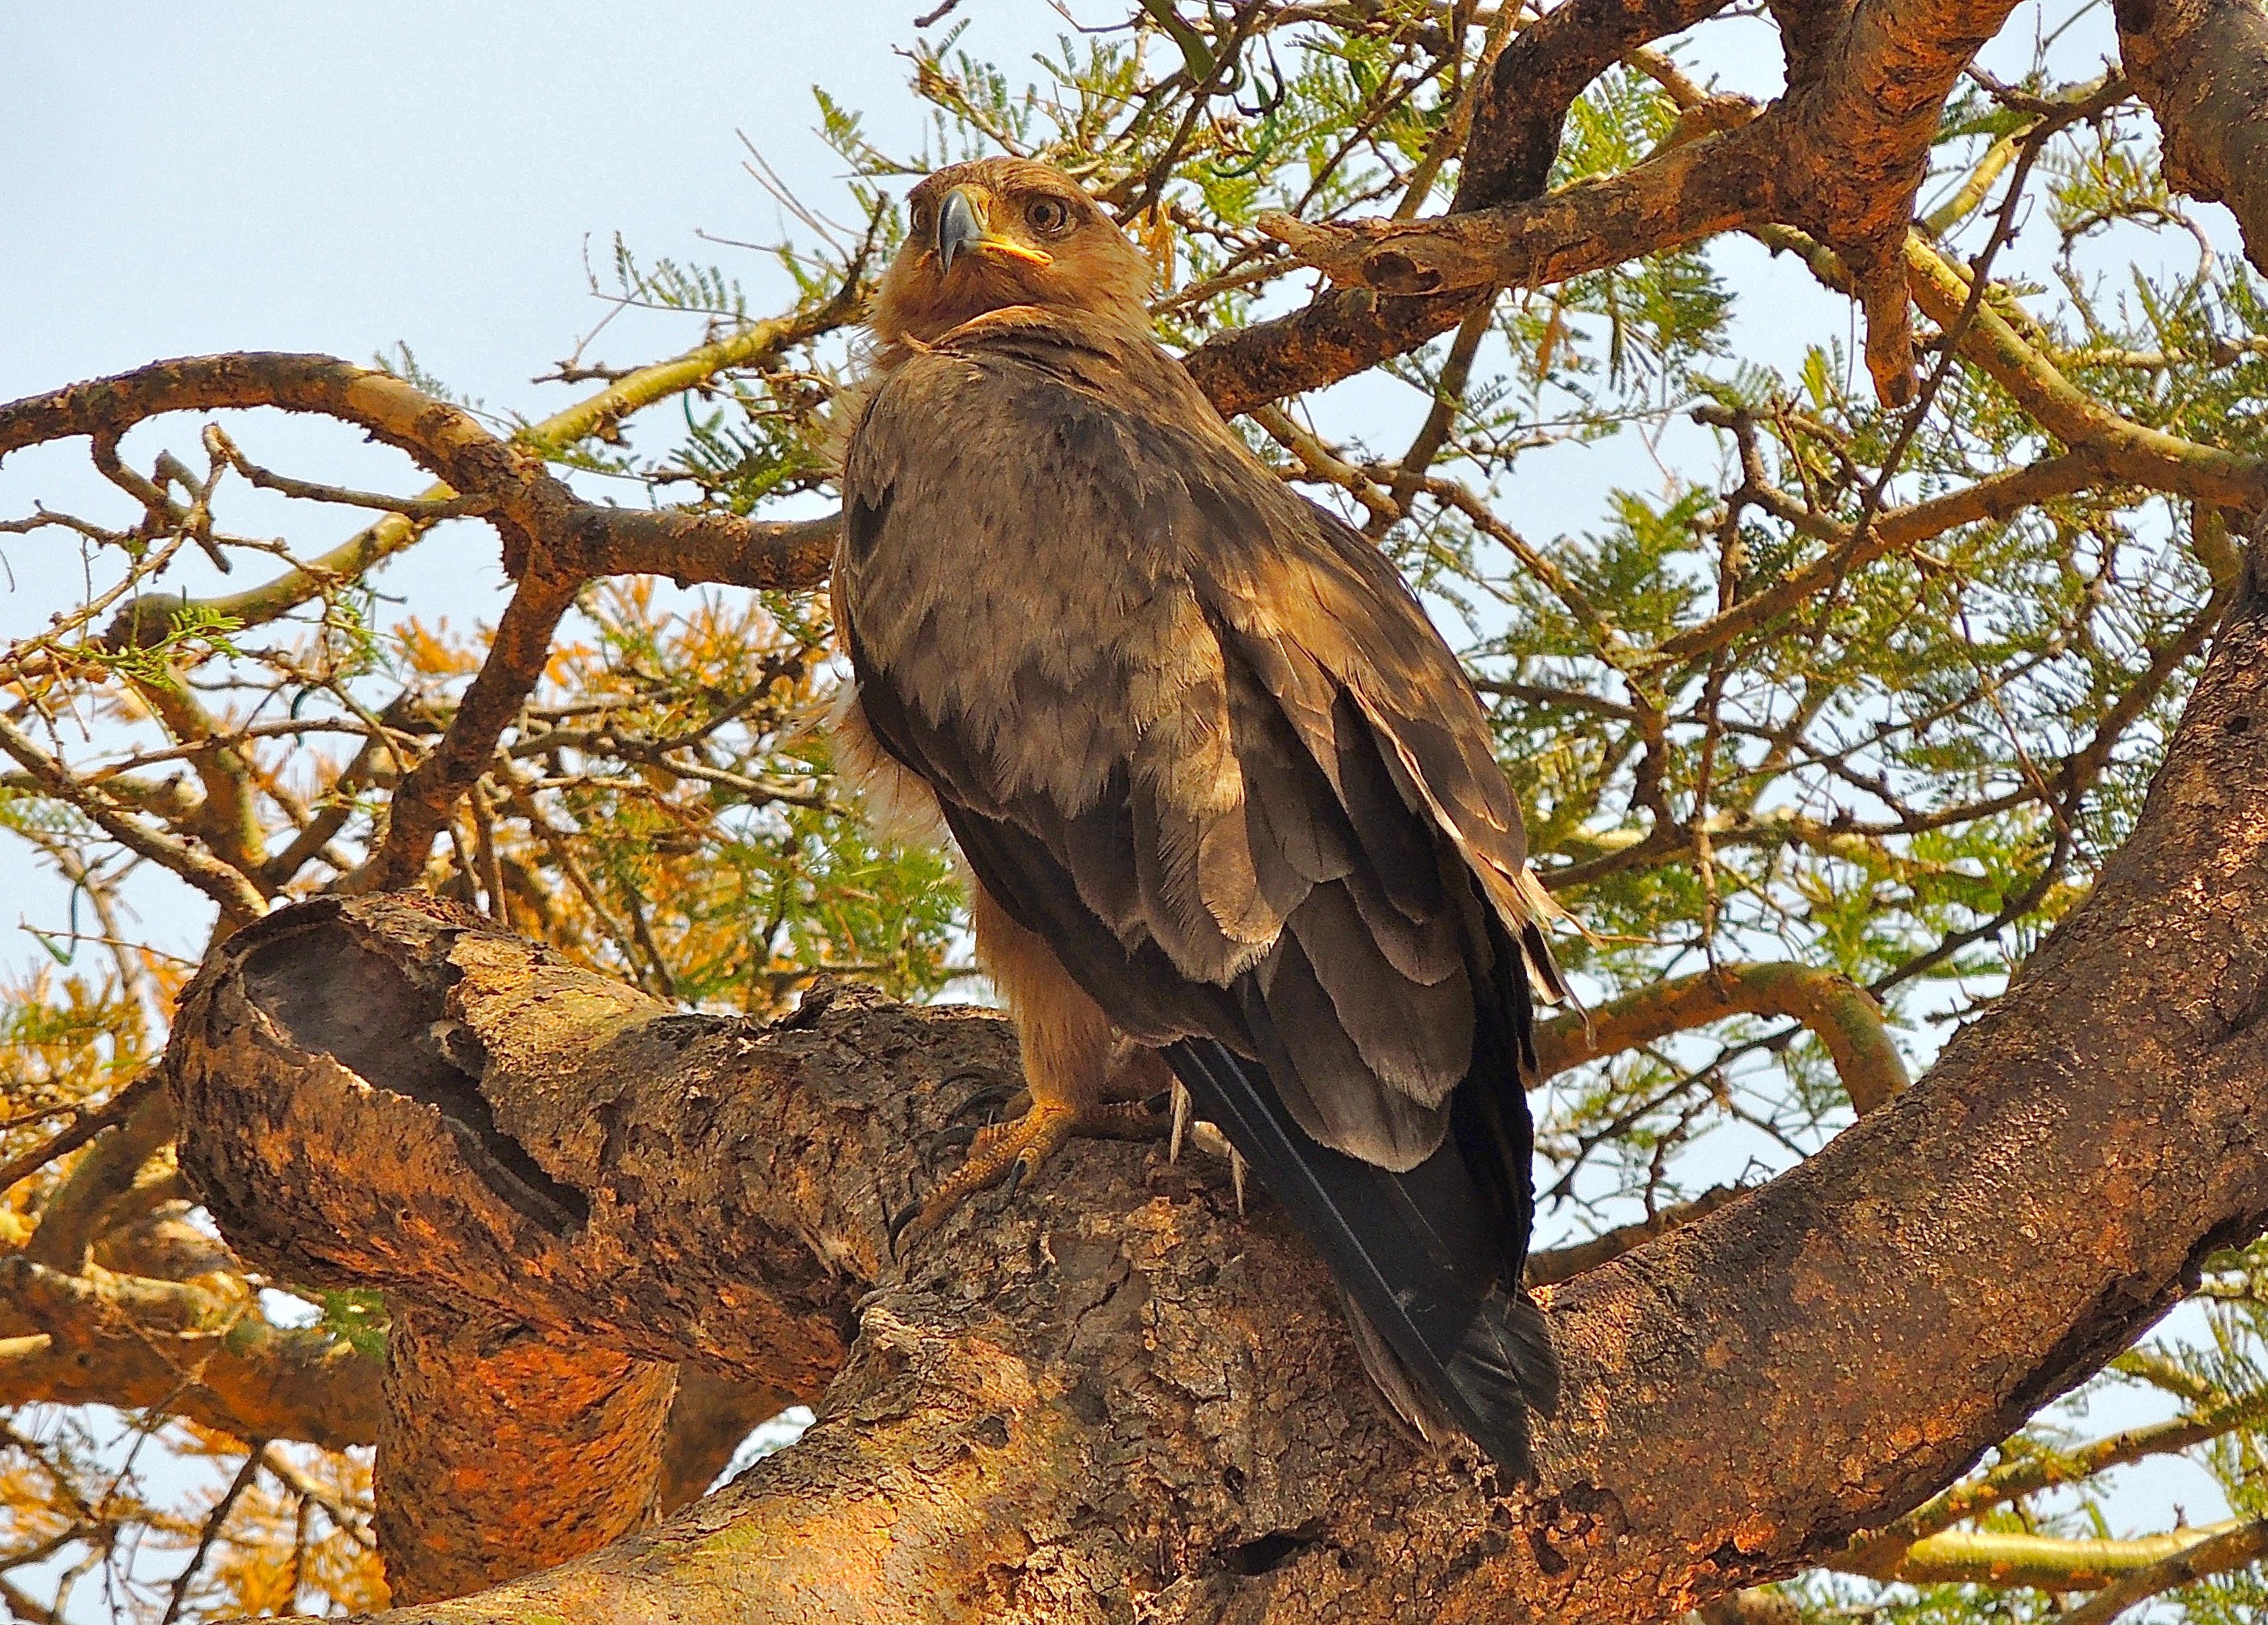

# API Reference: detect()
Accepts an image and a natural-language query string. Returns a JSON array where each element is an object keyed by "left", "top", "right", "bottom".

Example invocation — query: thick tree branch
[
  {"left": 169, "top": 557, "right": 2268, "bottom": 1622},
  {"left": 1259, "top": 119, "right": 1767, "bottom": 299},
  {"left": 2117, "top": 0, "right": 2268, "bottom": 273},
  {"left": 1182, "top": 286, "right": 1483, "bottom": 421},
  {"left": 375, "top": 1306, "right": 675, "bottom": 1604},
  {"left": 1454, "top": 0, "right": 1735, "bottom": 211},
  {"left": 168, "top": 896, "right": 970, "bottom": 1393},
  {"left": 557, "top": 508, "right": 837, "bottom": 591},
  {"left": 0, "top": 1243, "right": 793, "bottom": 1535}
]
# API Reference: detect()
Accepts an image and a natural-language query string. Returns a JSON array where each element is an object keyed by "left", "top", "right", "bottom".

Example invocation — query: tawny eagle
[{"left": 829, "top": 157, "right": 1564, "bottom": 1472}]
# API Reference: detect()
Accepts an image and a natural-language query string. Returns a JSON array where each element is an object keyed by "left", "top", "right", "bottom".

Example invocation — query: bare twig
[
  {"left": 159, "top": 1445, "right": 265, "bottom": 1625},
  {"left": 0, "top": 1072, "right": 164, "bottom": 1197}
]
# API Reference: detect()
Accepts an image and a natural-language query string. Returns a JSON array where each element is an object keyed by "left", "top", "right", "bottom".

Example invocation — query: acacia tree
[{"left": 5, "top": 2, "right": 2268, "bottom": 1620}]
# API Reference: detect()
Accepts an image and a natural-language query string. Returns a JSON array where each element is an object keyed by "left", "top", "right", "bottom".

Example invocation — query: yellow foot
[{"left": 893, "top": 1096, "right": 1161, "bottom": 1249}]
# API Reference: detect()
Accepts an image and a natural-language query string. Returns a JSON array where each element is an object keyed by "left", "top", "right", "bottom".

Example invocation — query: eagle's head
[{"left": 870, "top": 158, "right": 1153, "bottom": 349}]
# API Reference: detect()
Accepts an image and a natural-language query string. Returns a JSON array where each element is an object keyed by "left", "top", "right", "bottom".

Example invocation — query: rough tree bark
[
  {"left": 375, "top": 1308, "right": 676, "bottom": 1604},
  {"left": 162, "top": 548, "right": 2268, "bottom": 1622},
  {"left": 2117, "top": 0, "right": 2268, "bottom": 271}
]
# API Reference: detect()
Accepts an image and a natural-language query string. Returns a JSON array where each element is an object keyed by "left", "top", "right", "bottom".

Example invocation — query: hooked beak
[
  {"left": 934, "top": 185, "right": 1053, "bottom": 275},
  {"left": 936, "top": 186, "right": 984, "bottom": 275}
]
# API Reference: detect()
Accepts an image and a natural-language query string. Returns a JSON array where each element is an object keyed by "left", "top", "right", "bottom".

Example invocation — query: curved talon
[
  {"left": 886, "top": 1195, "right": 923, "bottom": 1251},
  {"left": 924, "top": 1122, "right": 981, "bottom": 1156},
  {"left": 950, "top": 1081, "right": 1024, "bottom": 1123},
  {"left": 895, "top": 1096, "right": 1164, "bottom": 1247}
]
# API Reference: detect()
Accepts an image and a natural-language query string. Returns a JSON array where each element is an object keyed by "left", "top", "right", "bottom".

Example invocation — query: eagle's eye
[{"left": 1025, "top": 195, "right": 1074, "bottom": 236}]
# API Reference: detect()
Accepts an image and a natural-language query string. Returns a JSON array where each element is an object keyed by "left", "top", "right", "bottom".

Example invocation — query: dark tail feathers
[{"left": 1163, "top": 1037, "right": 1559, "bottom": 1475}]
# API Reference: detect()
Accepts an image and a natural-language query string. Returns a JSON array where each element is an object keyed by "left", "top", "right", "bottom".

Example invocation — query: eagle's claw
[
  {"left": 948, "top": 1078, "right": 1025, "bottom": 1123},
  {"left": 885, "top": 1194, "right": 924, "bottom": 1251},
  {"left": 923, "top": 1122, "right": 983, "bottom": 1156},
  {"left": 893, "top": 1095, "right": 1166, "bottom": 1249}
]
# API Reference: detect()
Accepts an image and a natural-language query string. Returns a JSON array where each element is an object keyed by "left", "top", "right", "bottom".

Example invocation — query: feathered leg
[{"left": 895, "top": 877, "right": 1161, "bottom": 1244}]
